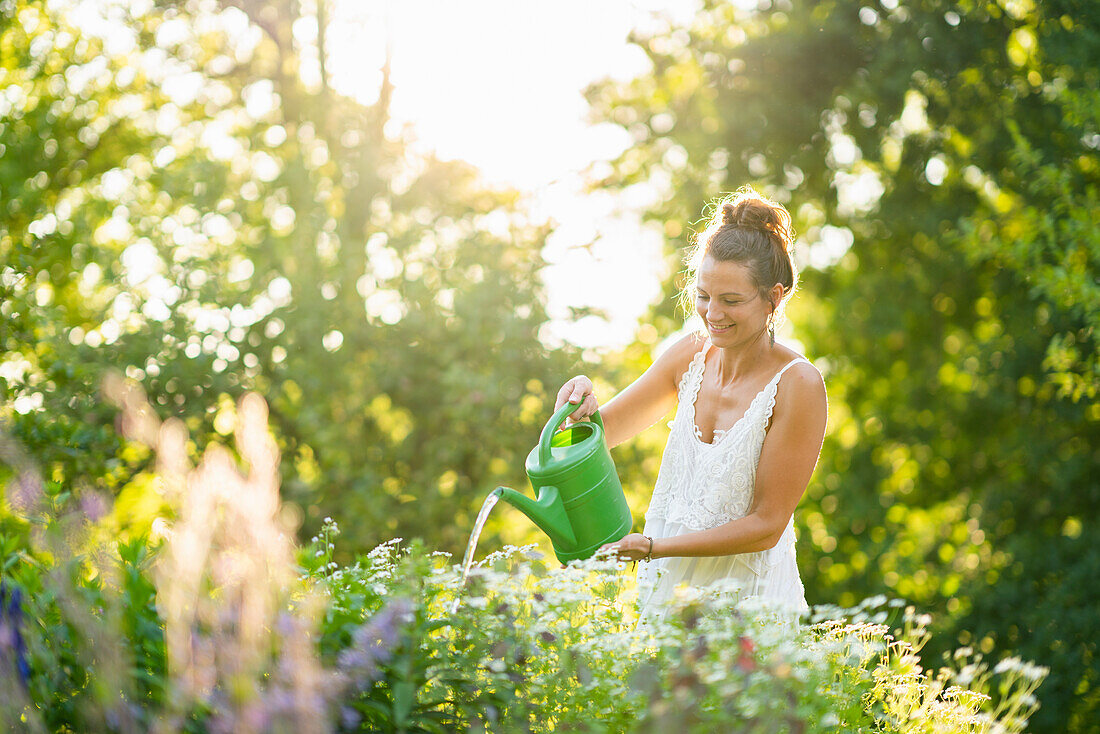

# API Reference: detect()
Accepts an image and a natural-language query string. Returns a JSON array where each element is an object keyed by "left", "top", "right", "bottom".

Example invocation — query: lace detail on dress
[
  {"left": 645, "top": 349, "right": 811, "bottom": 545},
  {"left": 698, "top": 426, "right": 727, "bottom": 441},
  {"left": 680, "top": 347, "right": 707, "bottom": 410},
  {"left": 636, "top": 349, "right": 815, "bottom": 618}
]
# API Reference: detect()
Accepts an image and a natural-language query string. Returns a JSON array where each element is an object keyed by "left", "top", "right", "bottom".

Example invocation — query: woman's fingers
[
  {"left": 568, "top": 394, "right": 597, "bottom": 422},
  {"left": 600, "top": 540, "right": 630, "bottom": 557},
  {"left": 554, "top": 381, "right": 573, "bottom": 411},
  {"left": 554, "top": 377, "right": 597, "bottom": 424},
  {"left": 568, "top": 378, "right": 592, "bottom": 404},
  {"left": 555, "top": 376, "right": 592, "bottom": 410}
]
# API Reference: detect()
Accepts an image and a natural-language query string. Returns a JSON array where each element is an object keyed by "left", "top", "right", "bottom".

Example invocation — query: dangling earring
[{"left": 768, "top": 312, "right": 776, "bottom": 346}]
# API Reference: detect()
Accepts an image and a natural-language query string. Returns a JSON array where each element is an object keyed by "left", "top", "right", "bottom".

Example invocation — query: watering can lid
[{"left": 524, "top": 402, "right": 605, "bottom": 479}]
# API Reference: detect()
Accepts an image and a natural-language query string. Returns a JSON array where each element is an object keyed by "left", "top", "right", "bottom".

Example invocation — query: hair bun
[
  {"left": 720, "top": 202, "right": 739, "bottom": 226},
  {"left": 721, "top": 192, "right": 793, "bottom": 252},
  {"left": 684, "top": 185, "right": 799, "bottom": 322}
]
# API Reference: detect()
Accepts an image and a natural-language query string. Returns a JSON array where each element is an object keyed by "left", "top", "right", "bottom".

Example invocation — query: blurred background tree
[
  {"left": 0, "top": 0, "right": 577, "bottom": 557},
  {"left": 4, "top": 0, "right": 1099, "bottom": 730},
  {"left": 587, "top": 0, "right": 1099, "bottom": 730}
]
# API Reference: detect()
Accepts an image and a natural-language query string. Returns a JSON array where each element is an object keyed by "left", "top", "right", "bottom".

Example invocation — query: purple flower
[
  {"left": 7, "top": 471, "right": 42, "bottom": 514},
  {"left": 337, "top": 598, "right": 414, "bottom": 688},
  {"left": 341, "top": 706, "right": 361, "bottom": 728},
  {"left": 79, "top": 490, "right": 110, "bottom": 523},
  {"left": 0, "top": 581, "right": 30, "bottom": 687},
  {"left": 275, "top": 611, "right": 298, "bottom": 637}
]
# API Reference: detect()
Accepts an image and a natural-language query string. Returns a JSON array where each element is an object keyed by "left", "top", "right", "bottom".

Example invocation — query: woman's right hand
[{"left": 555, "top": 375, "right": 598, "bottom": 424}]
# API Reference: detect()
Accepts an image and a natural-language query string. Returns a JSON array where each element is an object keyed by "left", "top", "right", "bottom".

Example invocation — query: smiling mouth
[{"left": 708, "top": 323, "right": 733, "bottom": 332}]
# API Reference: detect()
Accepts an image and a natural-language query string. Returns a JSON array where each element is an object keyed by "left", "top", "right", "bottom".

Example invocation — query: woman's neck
[{"left": 712, "top": 333, "right": 779, "bottom": 386}]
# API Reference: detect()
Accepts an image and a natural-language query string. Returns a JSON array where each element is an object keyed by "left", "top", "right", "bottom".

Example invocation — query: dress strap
[
  {"left": 677, "top": 340, "right": 712, "bottom": 400},
  {"left": 760, "top": 358, "right": 813, "bottom": 429},
  {"left": 770, "top": 357, "right": 811, "bottom": 388}
]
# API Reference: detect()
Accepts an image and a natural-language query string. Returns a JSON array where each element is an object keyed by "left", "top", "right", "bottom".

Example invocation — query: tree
[
  {"left": 587, "top": 1, "right": 1099, "bottom": 729},
  {"left": 1, "top": 0, "right": 578, "bottom": 559}
]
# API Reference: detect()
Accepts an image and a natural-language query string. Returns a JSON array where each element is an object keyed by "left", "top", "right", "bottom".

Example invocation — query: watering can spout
[
  {"left": 493, "top": 486, "right": 577, "bottom": 551},
  {"left": 484, "top": 401, "right": 630, "bottom": 564}
]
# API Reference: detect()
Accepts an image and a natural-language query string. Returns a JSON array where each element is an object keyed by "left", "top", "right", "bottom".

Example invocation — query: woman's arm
[
  {"left": 555, "top": 333, "right": 706, "bottom": 448},
  {"left": 605, "top": 361, "right": 828, "bottom": 560}
]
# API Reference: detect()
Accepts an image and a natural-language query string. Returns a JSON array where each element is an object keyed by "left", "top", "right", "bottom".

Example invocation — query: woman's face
[{"left": 695, "top": 255, "right": 775, "bottom": 347}]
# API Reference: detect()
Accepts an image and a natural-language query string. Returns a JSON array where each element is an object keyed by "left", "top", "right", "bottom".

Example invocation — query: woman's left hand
[{"left": 600, "top": 533, "right": 653, "bottom": 562}]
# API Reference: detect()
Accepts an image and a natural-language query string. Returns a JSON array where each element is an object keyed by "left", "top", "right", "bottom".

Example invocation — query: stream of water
[{"left": 451, "top": 490, "right": 501, "bottom": 613}]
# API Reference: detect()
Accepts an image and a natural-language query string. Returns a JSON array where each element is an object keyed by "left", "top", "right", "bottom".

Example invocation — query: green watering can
[{"left": 492, "top": 401, "right": 633, "bottom": 564}]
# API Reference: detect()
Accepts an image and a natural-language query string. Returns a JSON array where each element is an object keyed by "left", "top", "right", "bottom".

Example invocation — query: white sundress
[{"left": 637, "top": 344, "right": 812, "bottom": 622}]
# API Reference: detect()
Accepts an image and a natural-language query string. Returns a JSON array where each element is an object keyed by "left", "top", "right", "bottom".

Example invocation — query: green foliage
[
  {"left": 2, "top": 387, "right": 1047, "bottom": 732},
  {"left": 295, "top": 537, "right": 1051, "bottom": 733},
  {"left": 1, "top": 0, "right": 578, "bottom": 560},
  {"left": 4, "top": 0, "right": 1095, "bottom": 728},
  {"left": 586, "top": 0, "right": 1099, "bottom": 730},
  {"left": 2, "top": 524, "right": 167, "bottom": 731},
  {"left": 2, "top": 513, "right": 1049, "bottom": 734}
]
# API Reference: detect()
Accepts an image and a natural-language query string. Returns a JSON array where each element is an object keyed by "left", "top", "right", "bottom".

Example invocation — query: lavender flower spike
[{"left": 0, "top": 581, "right": 30, "bottom": 687}]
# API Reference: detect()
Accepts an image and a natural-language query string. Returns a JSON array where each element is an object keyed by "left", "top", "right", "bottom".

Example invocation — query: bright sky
[{"left": 325, "top": 0, "right": 700, "bottom": 349}]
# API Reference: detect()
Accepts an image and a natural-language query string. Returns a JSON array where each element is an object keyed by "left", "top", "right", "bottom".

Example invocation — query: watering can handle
[{"left": 538, "top": 401, "right": 605, "bottom": 466}]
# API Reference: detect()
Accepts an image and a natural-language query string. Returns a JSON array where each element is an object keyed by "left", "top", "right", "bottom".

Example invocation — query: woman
[{"left": 554, "top": 188, "right": 827, "bottom": 621}]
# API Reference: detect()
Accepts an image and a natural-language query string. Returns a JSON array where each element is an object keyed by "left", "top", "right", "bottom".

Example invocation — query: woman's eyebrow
[{"left": 698, "top": 287, "right": 746, "bottom": 297}]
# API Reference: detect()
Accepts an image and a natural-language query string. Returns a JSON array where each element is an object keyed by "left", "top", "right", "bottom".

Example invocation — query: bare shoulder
[
  {"left": 776, "top": 358, "right": 827, "bottom": 410},
  {"left": 653, "top": 331, "right": 709, "bottom": 385},
  {"left": 787, "top": 358, "right": 825, "bottom": 386}
]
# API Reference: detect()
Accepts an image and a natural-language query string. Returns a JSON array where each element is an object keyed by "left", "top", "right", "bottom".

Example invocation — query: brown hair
[{"left": 681, "top": 186, "right": 798, "bottom": 327}]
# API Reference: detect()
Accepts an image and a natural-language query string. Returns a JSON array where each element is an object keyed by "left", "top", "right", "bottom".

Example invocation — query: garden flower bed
[
  {"left": 303, "top": 530, "right": 1044, "bottom": 733},
  {"left": 0, "top": 390, "right": 1047, "bottom": 732},
  {"left": 1, "top": 526, "right": 1047, "bottom": 733}
]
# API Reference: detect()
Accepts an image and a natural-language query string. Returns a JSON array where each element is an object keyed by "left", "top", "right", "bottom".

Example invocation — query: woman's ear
[{"left": 769, "top": 283, "right": 785, "bottom": 311}]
